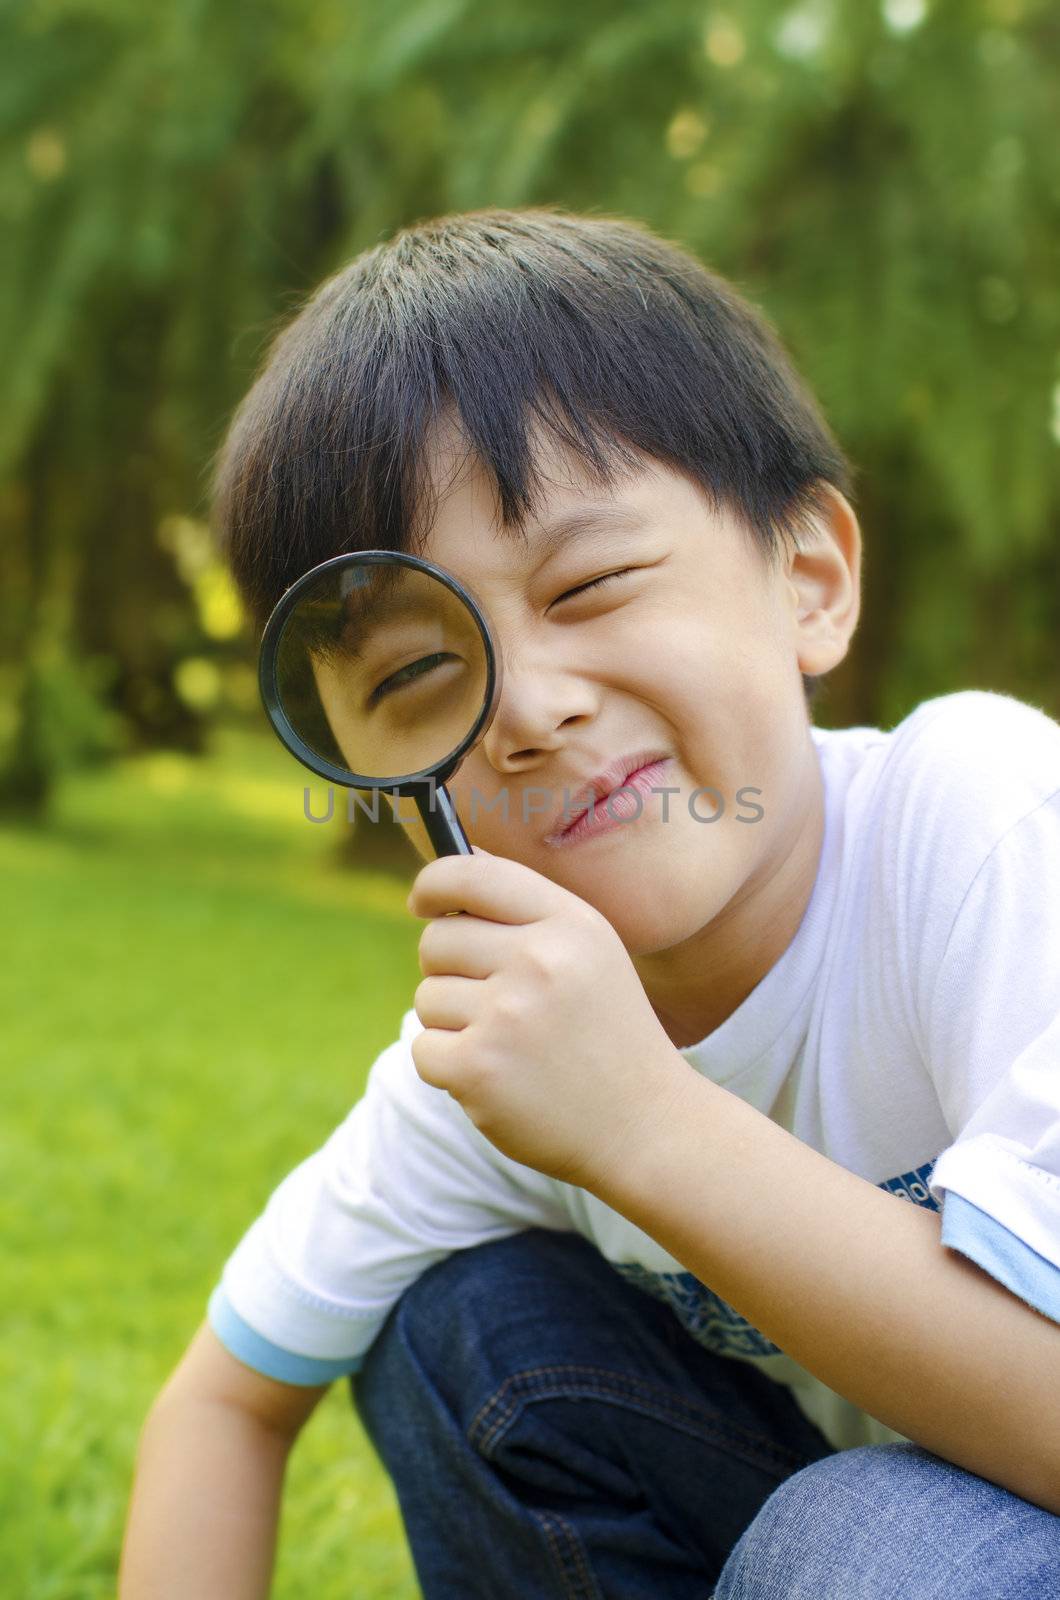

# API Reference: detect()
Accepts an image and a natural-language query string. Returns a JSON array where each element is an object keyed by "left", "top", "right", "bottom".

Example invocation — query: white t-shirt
[{"left": 208, "top": 689, "right": 1060, "bottom": 1454}]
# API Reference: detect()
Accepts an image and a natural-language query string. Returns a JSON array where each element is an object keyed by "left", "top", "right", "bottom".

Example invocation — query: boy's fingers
[
  {"left": 418, "top": 914, "right": 513, "bottom": 978},
  {"left": 407, "top": 850, "right": 560, "bottom": 924},
  {"left": 413, "top": 974, "right": 479, "bottom": 1032},
  {"left": 410, "top": 1026, "right": 464, "bottom": 1093}
]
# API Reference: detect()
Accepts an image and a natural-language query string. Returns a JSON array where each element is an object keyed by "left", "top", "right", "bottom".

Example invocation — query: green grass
[{"left": 0, "top": 726, "right": 424, "bottom": 1598}]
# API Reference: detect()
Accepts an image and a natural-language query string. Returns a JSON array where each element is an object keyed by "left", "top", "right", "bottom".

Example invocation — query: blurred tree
[{"left": 1, "top": 0, "right": 1057, "bottom": 826}]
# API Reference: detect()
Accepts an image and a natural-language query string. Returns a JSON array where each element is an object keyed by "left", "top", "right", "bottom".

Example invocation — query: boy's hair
[{"left": 212, "top": 207, "right": 853, "bottom": 710}]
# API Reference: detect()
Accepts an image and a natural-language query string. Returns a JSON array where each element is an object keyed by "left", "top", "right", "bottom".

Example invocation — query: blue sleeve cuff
[
  {"left": 207, "top": 1286, "right": 365, "bottom": 1387},
  {"left": 941, "top": 1192, "right": 1060, "bottom": 1326}
]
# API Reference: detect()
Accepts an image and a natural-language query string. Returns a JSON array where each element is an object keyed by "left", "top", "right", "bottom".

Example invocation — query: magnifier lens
[{"left": 272, "top": 559, "right": 490, "bottom": 784}]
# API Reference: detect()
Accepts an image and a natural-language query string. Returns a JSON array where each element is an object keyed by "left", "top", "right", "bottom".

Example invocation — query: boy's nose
[{"left": 479, "top": 651, "right": 600, "bottom": 774}]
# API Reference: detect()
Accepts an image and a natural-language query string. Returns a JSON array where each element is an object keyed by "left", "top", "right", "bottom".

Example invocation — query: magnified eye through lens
[
  {"left": 269, "top": 556, "right": 493, "bottom": 784},
  {"left": 367, "top": 649, "right": 461, "bottom": 707}
]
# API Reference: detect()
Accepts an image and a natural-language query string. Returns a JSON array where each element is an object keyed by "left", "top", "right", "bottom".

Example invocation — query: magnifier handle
[{"left": 417, "top": 783, "right": 473, "bottom": 858}]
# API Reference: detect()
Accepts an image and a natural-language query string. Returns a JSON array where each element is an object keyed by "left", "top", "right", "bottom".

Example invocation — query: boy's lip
[{"left": 543, "top": 748, "right": 672, "bottom": 844}]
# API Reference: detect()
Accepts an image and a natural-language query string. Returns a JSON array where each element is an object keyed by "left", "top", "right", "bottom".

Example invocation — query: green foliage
[
  {"left": 0, "top": 727, "right": 422, "bottom": 1596},
  {"left": 0, "top": 650, "right": 125, "bottom": 812},
  {"left": 1, "top": 0, "right": 1057, "bottom": 804}
]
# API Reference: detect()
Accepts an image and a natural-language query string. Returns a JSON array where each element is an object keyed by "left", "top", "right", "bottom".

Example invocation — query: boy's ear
[{"left": 784, "top": 483, "right": 862, "bottom": 678}]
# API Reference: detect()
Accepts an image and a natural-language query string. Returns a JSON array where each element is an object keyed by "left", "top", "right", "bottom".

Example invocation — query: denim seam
[
  {"left": 471, "top": 1363, "right": 787, "bottom": 1458},
  {"left": 470, "top": 1362, "right": 729, "bottom": 1439},
  {"left": 533, "top": 1507, "right": 602, "bottom": 1600},
  {"left": 468, "top": 1363, "right": 814, "bottom": 1475}
]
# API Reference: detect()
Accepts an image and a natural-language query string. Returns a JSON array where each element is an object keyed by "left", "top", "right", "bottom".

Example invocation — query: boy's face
[{"left": 388, "top": 422, "right": 858, "bottom": 959}]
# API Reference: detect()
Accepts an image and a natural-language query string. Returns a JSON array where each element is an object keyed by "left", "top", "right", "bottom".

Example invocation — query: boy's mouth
[{"left": 544, "top": 750, "right": 672, "bottom": 845}]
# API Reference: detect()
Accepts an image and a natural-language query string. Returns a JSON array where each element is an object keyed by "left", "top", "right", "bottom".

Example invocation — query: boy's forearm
[
  {"left": 593, "top": 1065, "right": 1060, "bottom": 1515},
  {"left": 119, "top": 1394, "right": 292, "bottom": 1599}
]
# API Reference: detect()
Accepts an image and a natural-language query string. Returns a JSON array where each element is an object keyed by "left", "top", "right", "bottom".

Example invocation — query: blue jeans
[{"left": 351, "top": 1228, "right": 1060, "bottom": 1597}]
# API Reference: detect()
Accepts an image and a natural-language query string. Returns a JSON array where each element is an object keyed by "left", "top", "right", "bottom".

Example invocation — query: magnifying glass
[{"left": 258, "top": 551, "right": 502, "bottom": 857}]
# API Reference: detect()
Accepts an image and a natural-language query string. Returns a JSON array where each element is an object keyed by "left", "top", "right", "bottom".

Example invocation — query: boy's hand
[{"left": 406, "top": 847, "right": 691, "bottom": 1192}]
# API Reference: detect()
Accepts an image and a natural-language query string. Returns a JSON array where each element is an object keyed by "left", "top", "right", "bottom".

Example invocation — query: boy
[{"left": 119, "top": 209, "right": 1060, "bottom": 1597}]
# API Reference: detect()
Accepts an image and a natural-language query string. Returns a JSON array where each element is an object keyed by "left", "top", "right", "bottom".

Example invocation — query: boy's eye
[
  {"left": 552, "top": 568, "right": 635, "bottom": 606},
  {"left": 366, "top": 651, "right": 459, "bottom": 708}
]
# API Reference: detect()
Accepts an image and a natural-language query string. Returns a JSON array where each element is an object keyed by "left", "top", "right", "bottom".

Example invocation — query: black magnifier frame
[{"left": 258, "top": 549, "right": 502, "bottom": 858}]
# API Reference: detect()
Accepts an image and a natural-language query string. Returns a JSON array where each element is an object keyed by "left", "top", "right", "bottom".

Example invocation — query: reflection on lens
[{"left": 272, "top": 559, "right": 489, "bottom": 782}]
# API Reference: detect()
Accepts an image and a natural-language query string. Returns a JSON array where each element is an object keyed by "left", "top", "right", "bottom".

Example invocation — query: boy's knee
[
  {"left": 712, "top": 1448, "right": 881, "bottom": 1598},
  {"left": 355, "top": 1228, "right": 597, "bottom": 1410},
  {"left": 400, "top": 1228, "right": 597, "bottom": 1352},
  {"left": 713, "top": 1443, "right": 1015, "bottom": 1599}
]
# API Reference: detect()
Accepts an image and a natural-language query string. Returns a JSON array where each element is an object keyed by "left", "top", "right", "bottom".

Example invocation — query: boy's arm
[
  {"left": 120, "top": 1008, "right": 570, "bottom": 1597},
  {"left": 592, "top": 1071, "right": 1060, "bottom": 1516},
  {"left": 118, "top": 1321, "right": 329, "bottom": 1599}
]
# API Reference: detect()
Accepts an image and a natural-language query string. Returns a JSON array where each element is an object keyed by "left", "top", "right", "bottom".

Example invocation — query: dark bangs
[{"left": 211, "top": 208, "right": 852, "bottom": 671}]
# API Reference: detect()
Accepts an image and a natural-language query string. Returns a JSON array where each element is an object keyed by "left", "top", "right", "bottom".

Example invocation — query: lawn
[{"left": 1, "top": 725, "right": 424, "bottom": 1598}]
